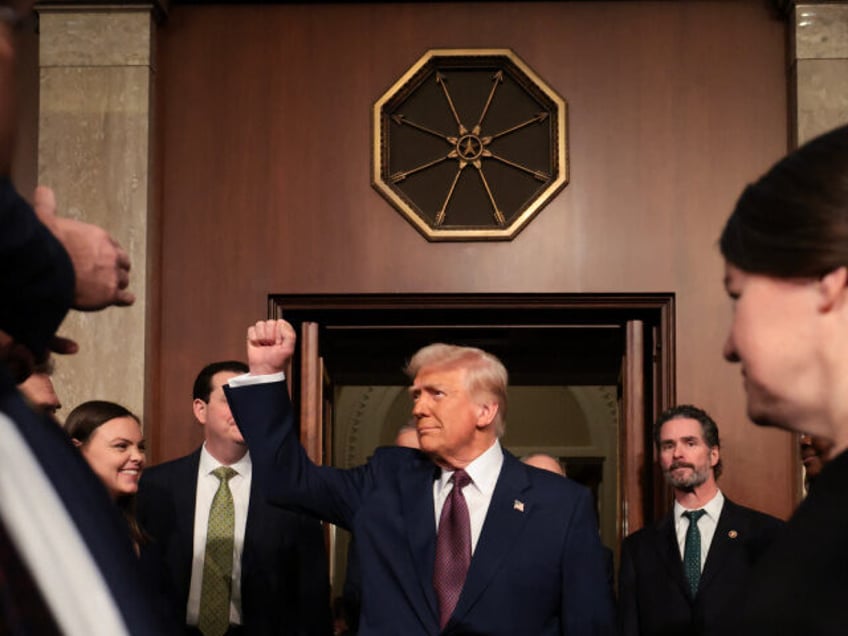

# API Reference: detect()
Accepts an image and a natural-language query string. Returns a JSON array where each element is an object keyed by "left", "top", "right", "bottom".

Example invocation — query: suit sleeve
[
  {"left": 224, "top": 379, "right": 369, "bottom": 529},
  {"left": 560, "top": 487, "right": 617, "bottom": 635},
  {"left": 0, "top": 177, "right": 74, "bottom": 358},
  {"left": 293, "top": 515, "right": 333, "bottom": 636}
]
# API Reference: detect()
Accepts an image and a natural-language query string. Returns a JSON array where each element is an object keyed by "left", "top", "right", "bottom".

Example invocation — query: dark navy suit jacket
[
  {"left": 225, "top": 379, "right": 616, "bottom": 636},
  {"left": 0, "top": 177, "right": 74, "bottom": 359},
  {"left": 618, "top": 498, "right": 783, "bottom": 636},
  {"left": 137, "top": 448, "right": 333, "bottom": 636}
]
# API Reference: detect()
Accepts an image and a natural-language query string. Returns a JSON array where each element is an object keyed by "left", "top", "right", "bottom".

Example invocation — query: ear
[
  {"left": 193, "top": 398, "right": 208, "bottom": 425},
  {"left": 71, "top": 438, "right": 82, "bottom": 449},
  {"left": 475, "top": 400, "right": 499, "bottom": 429},
  {"left": 817, "top": 266, "right": 848, "bottom": 313},
  {"left": 709, "top": 445, "right": 720, "bottom": 469}
]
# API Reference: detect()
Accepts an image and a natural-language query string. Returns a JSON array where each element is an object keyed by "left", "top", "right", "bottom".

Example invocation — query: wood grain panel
[
  {"left": 622, "top": 320, "right": 645, "bottom": 537},
  {"left": 152, "top": 1, "right": 793, "bottom": 519}
]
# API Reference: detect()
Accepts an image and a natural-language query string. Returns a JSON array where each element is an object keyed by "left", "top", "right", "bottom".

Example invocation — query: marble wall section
[
  {"left": 36, "top": 9, "right": 156, "bottom": 424},
  {"left": 793, "top": 4, "right": 848, "bottom": 143}
]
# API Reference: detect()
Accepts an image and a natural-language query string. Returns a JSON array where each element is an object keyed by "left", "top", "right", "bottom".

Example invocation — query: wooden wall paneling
[
  {"left": 153, "top": 1, "right": 793, "bottom": 519},
  {"left": 300, "top": 321, "right": 323, "bottom": 465},
  {"left": 621, "top": 320, "right": 645, "bottom": 537}
]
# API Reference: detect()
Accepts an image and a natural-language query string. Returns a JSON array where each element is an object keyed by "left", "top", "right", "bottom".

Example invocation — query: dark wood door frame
[{"left": 269, "top": 292, "right": 675, "bottom": 534}]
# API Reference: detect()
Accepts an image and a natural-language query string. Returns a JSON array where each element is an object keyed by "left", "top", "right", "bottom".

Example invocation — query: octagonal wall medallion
[{"left": 373, "top": 49, "right": 568, "bottom": 241}]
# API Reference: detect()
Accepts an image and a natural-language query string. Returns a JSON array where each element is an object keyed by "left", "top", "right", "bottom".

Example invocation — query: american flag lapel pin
[{"left": 513, "top": 499, "right": 525, "bottom": 512}]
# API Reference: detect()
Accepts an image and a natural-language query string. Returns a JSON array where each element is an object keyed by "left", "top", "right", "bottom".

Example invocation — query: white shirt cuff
[{"left": 227, "top": 371, "right": 286, "bottom": 387}]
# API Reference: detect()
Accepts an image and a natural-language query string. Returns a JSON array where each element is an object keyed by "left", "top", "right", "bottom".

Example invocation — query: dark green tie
[
  {"left": 198, "top": 466, "right": 237, "bottom": 636},
  {"left": 682, "top": 509, "right": 706, "bottom": 598}
]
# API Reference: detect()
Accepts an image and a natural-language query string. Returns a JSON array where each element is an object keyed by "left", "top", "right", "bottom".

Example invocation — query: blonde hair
[{"left": 405, "top": 343, "right": 508, "bottom": 437}]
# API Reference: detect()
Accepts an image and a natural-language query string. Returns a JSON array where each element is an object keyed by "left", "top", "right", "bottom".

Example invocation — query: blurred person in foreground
[
  {"left": 0, "top": 1, "right": 174, "bottom": 632},
  {"left": 720, "top": 123, "right": 848, "bottom": 633},
  {"left": 17, "top": 357, "right": 61, "bottom": 417}
]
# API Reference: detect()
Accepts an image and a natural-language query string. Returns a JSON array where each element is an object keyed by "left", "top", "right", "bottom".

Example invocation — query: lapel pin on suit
[
  {"left": 728, "top": 530, "right": 738, "bottom": 539},
  {"left": 513, "top": 500, "right": 525, "bottom": 512}
]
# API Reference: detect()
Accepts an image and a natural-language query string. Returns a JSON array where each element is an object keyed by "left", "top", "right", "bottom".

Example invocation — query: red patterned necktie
[{"left": 433, "top": 469, "right": 472, "bottom": 629}]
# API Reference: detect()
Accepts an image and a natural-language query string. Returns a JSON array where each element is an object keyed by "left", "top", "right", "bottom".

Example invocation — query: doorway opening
[{"left": 269, "top": 292, "right": 675, "bottom": 591}]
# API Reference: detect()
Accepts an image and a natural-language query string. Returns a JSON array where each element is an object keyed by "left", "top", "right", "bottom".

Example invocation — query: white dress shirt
[
  {"left": 673, "top": 490, "right": 725, "bottom": 571},
  {"left": 228, "top": 371, "right": 284, "bottom": 388},
  {"left": 433, "top": 439, "right": 504, "bottom": 554},
  {"left": 186, "top": 444, "right": 252, "bottom": 626}
]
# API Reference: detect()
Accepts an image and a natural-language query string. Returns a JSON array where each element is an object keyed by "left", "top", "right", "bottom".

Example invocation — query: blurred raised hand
[{"left": 33, "top": 186, "right": 135, "bottom": 311}]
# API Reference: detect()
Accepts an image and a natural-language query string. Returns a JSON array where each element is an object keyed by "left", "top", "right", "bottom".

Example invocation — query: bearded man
[{"left": 618, "top": 405, "right": 783, "bottom": 636}]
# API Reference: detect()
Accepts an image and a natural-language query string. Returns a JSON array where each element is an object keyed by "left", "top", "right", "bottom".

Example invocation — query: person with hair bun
[{"left": 720, "top": 123, "right": 848, "bottom": 633}]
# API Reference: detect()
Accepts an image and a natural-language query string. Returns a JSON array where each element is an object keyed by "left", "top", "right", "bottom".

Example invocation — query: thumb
[{"left": 32, "top": 185, "right": 58, "bottom": 223}]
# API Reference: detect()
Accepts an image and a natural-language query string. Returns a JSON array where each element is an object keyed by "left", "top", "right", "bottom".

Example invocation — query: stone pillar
[
  {"left": 791, "top": 2, "right": 848, "bottom": 144},
  {"left": 36, "top": 2, "right": 164, "bottom": 423}
]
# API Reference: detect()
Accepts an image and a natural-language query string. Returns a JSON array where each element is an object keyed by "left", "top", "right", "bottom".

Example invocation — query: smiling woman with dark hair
[
  {"left": 719, "top": 123, "right": 848, "bottom": 633},
  {"left": 64, "top": 400, "right": 147, "bottom": 553}
]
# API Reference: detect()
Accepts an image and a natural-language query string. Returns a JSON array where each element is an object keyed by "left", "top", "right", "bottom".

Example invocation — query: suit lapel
[
  {"left": 655, "top": 513, "right": 692, "bottom": 601},
  {"left": 449, "top": 451, "right": 529, "bottom": 626},
  {"left": 242, "top": 468, "right": 262, "bottom": 586},
  {"left": 175, "top": 451, "right": 202, "bottom": 595},
  {"left": 698, "top": 499, "right": 737, "bottom": 591},
  {"left": 400, "top": 455, "right": 440, "bottom": 627}
]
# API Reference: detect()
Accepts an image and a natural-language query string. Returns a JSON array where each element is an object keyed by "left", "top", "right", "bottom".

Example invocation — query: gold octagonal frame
[{"left": 372, "top": 48, "right": 568, "bottom": 241}]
